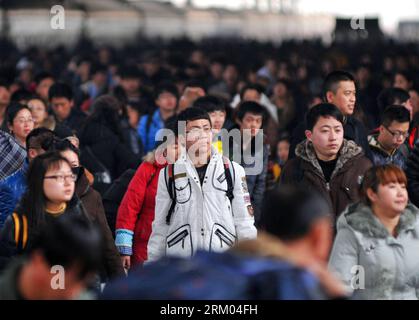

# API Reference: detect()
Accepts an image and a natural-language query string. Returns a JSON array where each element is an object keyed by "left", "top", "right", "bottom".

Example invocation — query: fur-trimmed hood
[
  {"left": 295, "top": 139, "right": 363, "bottom": 180},
  {"left": 337, "top": 201, "right": 419, "bottom": 238}
]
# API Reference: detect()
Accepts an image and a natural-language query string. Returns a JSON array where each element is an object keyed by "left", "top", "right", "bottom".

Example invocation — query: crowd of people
[{"left": 1, "top": 37, "right": 419, "bottom": 299}]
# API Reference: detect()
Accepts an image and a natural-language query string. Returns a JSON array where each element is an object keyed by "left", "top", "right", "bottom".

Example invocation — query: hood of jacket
[
  {"left": 295, "top": 139, "right": 363, "bottom": 180},
  {"left": 337, "top": 201, "right": 419, "bottom": 238}
]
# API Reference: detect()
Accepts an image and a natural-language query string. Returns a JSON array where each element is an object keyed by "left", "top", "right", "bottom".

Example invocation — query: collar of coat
[
  {"left": 295, "top": 139, "right": 363, "bottom": 180},
  {"left": 178, "top": 145, "right": 222, "bottom": 165},
  {"left": 338, "top": 201, "right": 419, "bottom": 238},
  {"left": 368, "top": 133, "right": 397, "bottom": 157}
]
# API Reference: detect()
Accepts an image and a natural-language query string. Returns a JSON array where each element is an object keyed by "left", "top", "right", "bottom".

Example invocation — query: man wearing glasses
[
  {"left": 147, "top": 107, "right": 257, "bottom": 262},
  {"left": 368, "top": 105, "right": 410, "bottom": 169}
]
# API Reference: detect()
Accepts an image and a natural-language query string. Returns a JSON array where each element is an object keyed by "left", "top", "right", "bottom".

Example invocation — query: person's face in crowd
[
  {"left": 60, "top": 150, "right": 80, "bottom": 168},
  {"left": 409, "top": 89, "right": 419, "bottom": 116},
  {"left": 242, "top": 89, "right": 261, "bottom": 103},
  {"left": 93, "top": 71, "right": 108, "bottom": 88},
  {"left": 50, "top": 97, "right": 73, "bottom": 122},
  {"left": 238, "top": 112, "right": 263, "bottom": 137},
  {"left": 156, "top": 91, "right": 177, "bottom": 113},
  {"left": 43, "top": 161, "right": 75, "bottom": 205},
  {"left": 394, "top": 73, "right": 411, "bottom": 91},
  {"left": 367, "top": 182, "right": 408, "bottom": 216},
  {"left": 0, "top": 86, "right": 10, "bottom": 112},
  {"left": 28, "top": 98, "right": 49, "bottom": 127},
  {"left": 208, "top": 110, "right": 226, "bottom": 135},
  {"left": 36, "top": 77, "right": 54, "bottom": 102},
  {"left": 185, "top": 119, "right": 213, "bottom": 160},
  {"left": 165, "top": 140, "right": 179, "bottom": 164},
  {"left": 24, "top": 251, "right": 90, "bottom": 299},
  {"left": 401, "top": 98, "right": 414, "bottom": 120},
  {"left": 27, "top": 145, "right": 46, "bottom": 162},
  {"left": 305, "top": 116, "right": 344, "bottom": 161},
  {"left": 77, "top": 61, "right": 91, "bottom": 82},
  {"left": 127, "top": 105, "right": 141, "bottom": 129},
  {"left": 19, "top": 68, "right": 32, "bottom": 86},
  {"left": 9, "top": 108, "right": 34, "bottom": 146},
  {"left": 223, "top": 65, "right": 238, "bottom": 86},
  {"left": 273, "top": 82, "right": 287, "bottom": 99},
  {"left": 378, "top": 120, "right": 409, "bottom": 152},
  {"left": 277, "top": 140, "right": 290, "bottom": 164},
  {"left": 210, "top": 62, "right": 224, "bottom": 80},
  {"left": 326, "top": 80, "right": 356, "bottom": 116},
  {"left": 120, "top": 77, "right": 140, "bottom": 96},
  {"left": 178, "top": 87, "right": 205, "bottom": 113}
]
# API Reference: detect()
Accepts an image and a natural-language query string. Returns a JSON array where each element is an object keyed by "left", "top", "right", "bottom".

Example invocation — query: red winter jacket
[{"left": 115, "top": 160, "right": 166, "bottom": 265}]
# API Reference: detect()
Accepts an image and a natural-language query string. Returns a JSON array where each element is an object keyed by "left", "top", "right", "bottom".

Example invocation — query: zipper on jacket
[
  {"left": 167, "top": 230, "right": 189, "bottom": 248},
  {"left": 215, "top": 229, "right": 234, "bottom": 247},
  {"left": 326, "top": 182, "right": 330, "bottom": 191}
]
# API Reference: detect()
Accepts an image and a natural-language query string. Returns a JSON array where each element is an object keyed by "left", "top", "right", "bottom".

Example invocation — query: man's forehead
[
  {"left": 244, "top": 112, "right": 263, "bottom": 119},
  {"left": 186, "top": 119, "right": 211, "bottom": 127},
  {"left": 315, "top": 116, "right": 342, "bottom": 126},
  {"left": 337, "top": 80, "right": 355, "bottom": 90},
  {"left": 388, "top": 120, "right": 410, "bottom": 128}
]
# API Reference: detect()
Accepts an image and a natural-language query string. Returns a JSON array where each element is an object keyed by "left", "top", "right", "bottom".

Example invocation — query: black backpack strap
[
  {"left": 223, "top": 157, "right": 234, "bottom": 203},
  {"left": 165, "top": 164, "right": 176, "bottom": 225}
]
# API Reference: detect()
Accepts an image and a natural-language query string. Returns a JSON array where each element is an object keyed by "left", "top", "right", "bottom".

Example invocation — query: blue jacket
[
  {"left": 229, "top": 135, "right": 269, "bottom": 225},
  {"left": 101, "top": 250, "right": 328, "bottom": 300},
  {"left": 368, "top": 134, "right": 407, "bottom": 169},
  {"left": 137, "top": 109, "right": 164, "bottom": 154},
  {"left": 0, "top": 163, "right": 27, "bottom": 229}
]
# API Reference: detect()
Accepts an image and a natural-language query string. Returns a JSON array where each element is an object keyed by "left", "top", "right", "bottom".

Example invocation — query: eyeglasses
[
  {"left": 44, "top": 174, "right": 77, "bottom": 183},
  {"left": 14, "top": 117, "right": 34, "bottom": 125},
  {"left": 384, "top": 126, "right": 409, "bottom": 139},
  {"left": 186, "top": 127, "right": 212, "bottom": 140}
]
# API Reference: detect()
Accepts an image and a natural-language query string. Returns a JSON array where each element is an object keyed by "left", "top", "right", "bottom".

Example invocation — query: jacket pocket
[
  {"left": 210, "top": 223, "right": 236, "bottom": 252},
  {"left": 175, "top": 178, "right": 192, "bottom": 204},
  {"left": 166, "top": 224, "right": 193, "bottom": 258}
]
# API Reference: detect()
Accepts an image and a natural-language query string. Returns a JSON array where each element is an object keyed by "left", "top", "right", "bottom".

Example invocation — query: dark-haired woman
[
  {"left": 329, "top": 164, "right": 419, "bottom": 299},
  {"left": 51, "top": 139, "right": 124, "bottom": 280},
  {"left": 1, "top": 152, "right": 89, "bottom": 253},
  {"left": 6, "top": 102, "right": 34, "bottom": 148}
]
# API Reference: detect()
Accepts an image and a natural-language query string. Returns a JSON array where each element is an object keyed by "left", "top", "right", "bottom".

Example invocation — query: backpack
[
  {"left": 164, "top": 157, "right": 235, "bottom": 225},
  {"left": 11, "top": 213, "right": 28, "bottom": 252}
]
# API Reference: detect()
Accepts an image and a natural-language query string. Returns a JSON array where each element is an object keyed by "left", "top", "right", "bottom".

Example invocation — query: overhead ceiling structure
[{"left": 0, "top": 0, "right": 336, "bottom": 48}]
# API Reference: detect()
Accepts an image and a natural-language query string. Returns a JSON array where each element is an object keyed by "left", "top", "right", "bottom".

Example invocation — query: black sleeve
[
  {"left": 289, "top": 122, "right": 307, "bottom": 160},
  {"left": 407, "top": 145, "right": 419, "bottom": 207}
]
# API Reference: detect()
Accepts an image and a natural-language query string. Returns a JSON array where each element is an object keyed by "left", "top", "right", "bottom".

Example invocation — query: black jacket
[
  {"left": 79, "top": 121, "right": 140, "bottom": 194},
  {"left": 406, "top": 142, "right": 419, "bottom": 207},
  {"left": 0, "top": 196, "right": 89, "bottom": 255},
  {"left": 76, "top": 172, "right": 124, "bottom": 279},
  {"left": 102, "top": 169, "right": 136, "bottom": 236},
  {"left": 289, "top": 116, "right": 372, "bottom": 161},
  {"left": 55, "top": 108, "right": 86, "bottom": 134}
]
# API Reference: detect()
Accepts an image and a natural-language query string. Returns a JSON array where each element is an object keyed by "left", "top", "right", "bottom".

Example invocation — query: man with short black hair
[
  {"left": 137, "top": 83, "right": 178, "bottom": 154},
  {"left": 281, "top": 103, "right": 372, "bottom": 218},
  {"left": 48, "top": 82, "right": 86, "bottom": 132},
  {"left": 34, "top": 71, "right": 54, "bottom": 104},
  {"left": 230, "top": 101, "right": 269, "bottom": 226},
  {"left": 368, "top": 105, "right": 410, "bottom": 169},
  {"left": 290, "top": 71, "right": 371, "bottom": 160},
  {"left": 147, "top": 107, "right": 257, "bottom": 262}
]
